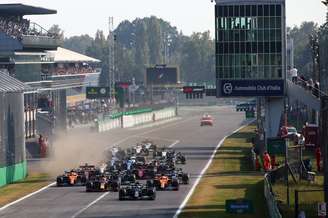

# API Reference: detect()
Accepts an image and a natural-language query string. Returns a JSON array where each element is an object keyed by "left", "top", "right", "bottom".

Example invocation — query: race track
[{"left": 0, "top": 106, "right": 246, "bottom": 218}]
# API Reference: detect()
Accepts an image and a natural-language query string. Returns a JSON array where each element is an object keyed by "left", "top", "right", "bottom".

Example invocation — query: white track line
[
  {"left": 173, "top": 120, "right": 255, "bottom": 218},
  {"left": 169, "top": 140, "right": 180, "bottom": 148},
  {"left": 0, "top": 182, "right": 56, "bottom": 212},
  {"left": 0, "top": 115, "right": 194, "bottom": 214},
  {"left": 71, "top": 192, "right": 109, "bottom": 218}
]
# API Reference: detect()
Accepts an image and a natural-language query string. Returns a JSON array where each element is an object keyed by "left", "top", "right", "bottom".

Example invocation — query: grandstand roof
[
  {"left": 0, "top": 72, "right": 33, "bottom": 93},
  {"left": 47, "top": 47, "right": 101, "bottom": 63},
  {"left": 0, "top": 4, "right": 56, "bottom": 16}
]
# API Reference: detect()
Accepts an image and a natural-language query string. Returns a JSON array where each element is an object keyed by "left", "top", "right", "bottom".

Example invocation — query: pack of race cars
[{"left": 56, "top": 140, "right": 189, "bottom": 201}]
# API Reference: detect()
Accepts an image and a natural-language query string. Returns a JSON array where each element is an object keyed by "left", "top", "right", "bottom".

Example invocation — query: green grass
[
  {"left": 272, "top": 175, "right": 324, "bottom": 218},
  {"left": 180, "top": 125, "right": 269, "bottom": 218},
  {"left": 0, "top": 173, "right": 51, "bottom": 207}
]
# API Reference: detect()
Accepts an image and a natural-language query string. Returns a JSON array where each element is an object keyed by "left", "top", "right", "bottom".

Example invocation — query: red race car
[{"left": 200, "top": 114, "right": 213, "bottom": 126}]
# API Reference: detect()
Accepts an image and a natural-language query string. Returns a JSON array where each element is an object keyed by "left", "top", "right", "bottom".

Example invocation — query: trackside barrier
[
  {"left": 264, "top": 173, "right": 282, "bottom": 218},
  {"left": 154, "top": 108, "right": 176, "bottom": 121},
  {"left": 97, "top": 107, "right": 177, "bottom": 132},
  {"left": 97, "top": 117, "right": 122, "bottom": 132}
]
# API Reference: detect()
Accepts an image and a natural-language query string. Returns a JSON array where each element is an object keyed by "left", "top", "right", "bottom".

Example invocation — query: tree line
[
  {"left": 51, "top": 17, "right": 320, "bottom": 85},
  {"left": 52, "top": 16, "right": 214, "bottom": 86}
]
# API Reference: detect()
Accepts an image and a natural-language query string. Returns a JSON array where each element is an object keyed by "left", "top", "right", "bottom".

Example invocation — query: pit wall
[
  {"left": 0, "top": 161, "right": 27, "bottom": 187},
  {"left": 98, "top": 107, "right": 177, "bottom": 132}
]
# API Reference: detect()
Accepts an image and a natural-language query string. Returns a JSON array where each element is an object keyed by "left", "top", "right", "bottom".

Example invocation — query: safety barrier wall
[
  {"left": 97, "top": 117, "right": 122, "bottom": 132},
  {"left": 0, "top": 161, "right": 27, "bottom": 187},
  {"left": 154, "top": 108, "right": 176, "bottom": 121},
  {"left": 97, "top": 107, "right": 177, "bottom": 132}
]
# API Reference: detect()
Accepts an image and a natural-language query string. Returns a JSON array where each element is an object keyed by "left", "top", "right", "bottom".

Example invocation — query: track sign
[
  {"left": 146, "top": 65, "right": 179, "bottom": 86},
  {"left": 86, "top": 87, "right": 110, "bottom": 99},
  {"left": 226, "top": 199, "right": 253, "bottom": 214},
  {"left": 115, "top": 82, "right": 131, "bottom": 89},
  {"left": 318, "top": 202, "right": 326, "bottom": 217},
  {"left": 183, "top": 86, "right": 205, "bottom": 94},
  {"left": 183, "top": 86, "right": 205, "bottom": 99}
]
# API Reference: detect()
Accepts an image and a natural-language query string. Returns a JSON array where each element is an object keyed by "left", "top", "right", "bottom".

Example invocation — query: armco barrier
[{"left": 264, "top": 173, "right": 282, "bottom": 218}]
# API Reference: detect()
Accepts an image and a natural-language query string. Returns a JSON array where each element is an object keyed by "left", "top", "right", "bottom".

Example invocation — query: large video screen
[{"left": 146, "top": 66, "right": 179, "bottom": 86}]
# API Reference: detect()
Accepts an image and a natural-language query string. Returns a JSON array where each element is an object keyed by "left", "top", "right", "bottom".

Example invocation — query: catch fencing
[{"left": 264, "top": 173, "right": 283, "bottom": 218}]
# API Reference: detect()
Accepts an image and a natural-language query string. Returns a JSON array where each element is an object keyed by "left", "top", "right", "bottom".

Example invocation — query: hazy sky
[{"left": 3, "top": 0, "right": 328, "bottom": 38}]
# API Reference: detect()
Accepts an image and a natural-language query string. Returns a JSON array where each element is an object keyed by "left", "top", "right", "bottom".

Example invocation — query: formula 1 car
[
  {"left": 56, "top": 163, "right": 100, "bottom": 187},
  {"left": 200, "top": 114, "right": 213, "bottom": 126},
  {"left": 108, "top": 172, "right": 121, "bottom": 192},
  {"left": 133, "top": 164, "right": 156, "bottom": 180},
  {"left": 153, "top": 174, "right": 179, "bottom": 191},
  {"left": 79, "top": 164, "right": 98, "bottom": 181},
  {"left": 56, "top": 170, "right": 84, "bottom": 186},
  {"left": 132, "top": 144, "right": 150, "bottom": 156},
  {"left": 120, "top": 171, "right": 137, "bottom": 184},
  {"left": 175, "top": 152, "right": 186, "bottom": 164},
  {"left": 130, "top": 156, "right": 146, "bottom": 166},
  {"left": 110, "top": 146, "right": 126, "bottom": 160},
  {"left": 119, "top": 181, "right": 156, "bottom": 200},
  {"left": 86, "top": 174, "right": 110, "bottom": 192},
  {"left": 141, "top": 139, "right": 157, "bottom": 152},
  {"left": 175, "top": 169, "right": 190, "bottom": 184}
]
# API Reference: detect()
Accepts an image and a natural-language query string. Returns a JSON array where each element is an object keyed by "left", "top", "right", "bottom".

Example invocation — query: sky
[{"left": 3, "top": 0, "right": 328, "bottom": 38}]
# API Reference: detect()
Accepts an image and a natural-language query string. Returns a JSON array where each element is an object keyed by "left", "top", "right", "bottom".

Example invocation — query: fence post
[{"left": 295, "top": 190, "right": 299, "bottom": 218}]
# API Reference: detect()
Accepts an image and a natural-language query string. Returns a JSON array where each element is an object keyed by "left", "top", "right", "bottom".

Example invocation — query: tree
[
  {"left": 68, "top": 17, "right": 216, "bottom": 85},
  {"left": 48, "top": 24, "right": 64, "bottom": 46},
  {"left": 180, "top": 32, "right": 214, "bottom": 83},
  {"left": 86, "top": 30, "right": 109, "bottom": 86},
  {"left": 288, "top": 22, "right": 318, "bottom": 79},
  {"left": 147, "top": 16, "right": 162, "bottom": 65},
  {"left": 63, "top": 34, "right": 93, "bottom": 54},
  {"left": 134, "top": 20, "right": 150, "bottom": 79}
]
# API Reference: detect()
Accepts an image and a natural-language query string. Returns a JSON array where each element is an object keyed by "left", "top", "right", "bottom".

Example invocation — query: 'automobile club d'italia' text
[{"left": 234, "top": 85, "right": 282, "bottom": 91}]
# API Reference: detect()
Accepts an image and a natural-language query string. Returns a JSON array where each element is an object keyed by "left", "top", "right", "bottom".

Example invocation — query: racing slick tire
[{"left": 149, "top": 192, "right": 156, "bottom": 200}]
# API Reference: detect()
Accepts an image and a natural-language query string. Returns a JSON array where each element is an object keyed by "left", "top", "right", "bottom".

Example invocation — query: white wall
[{"left": 97, "top": 107, "right": 177, "bottom": 132}]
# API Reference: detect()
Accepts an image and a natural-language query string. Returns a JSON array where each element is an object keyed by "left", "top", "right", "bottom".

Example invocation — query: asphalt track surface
[{"left": 0, "top": 106, "right": 245, "bottom": 218}]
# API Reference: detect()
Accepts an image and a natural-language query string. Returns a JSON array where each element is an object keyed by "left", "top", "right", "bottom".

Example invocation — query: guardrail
[{"left": 264, "top": 173, "right": 283, "bottom": 218}]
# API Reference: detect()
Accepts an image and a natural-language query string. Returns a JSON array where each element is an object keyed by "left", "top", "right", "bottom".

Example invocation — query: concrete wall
[
  {"left": 98, "top": 118, "right": 122, "bottom": 132},
  {"left": 98, "top": 107, "right": 177, "bottom": 132}
]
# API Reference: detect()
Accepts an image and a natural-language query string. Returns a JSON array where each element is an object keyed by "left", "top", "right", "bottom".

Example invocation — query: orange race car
[
  {"left": 56, "top": 164, "right": 98, "bottom": 187},
  {"left": 56, "top": 170, "right": 81, "bottom": 186},
  {"left": 153, "top": 174, "right": 179, "bottom": 191}
]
